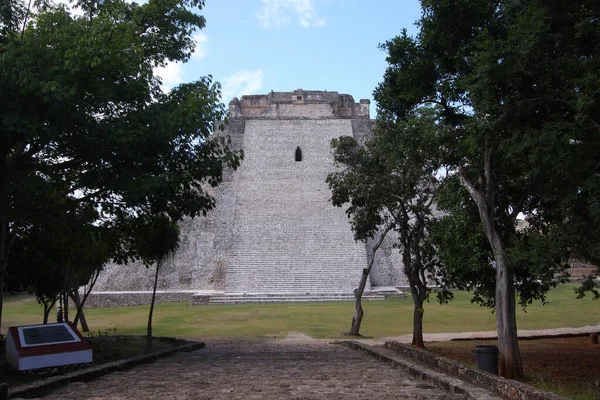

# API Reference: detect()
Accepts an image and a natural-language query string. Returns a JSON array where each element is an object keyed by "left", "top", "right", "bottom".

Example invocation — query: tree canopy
[
  {"left": 0, "top": 0, "right": 242, "bottom": 330},
  {"left": 6, "top": 203, "right": 111, "bottom": 323},
  {"left": 376, "top": 0, "right": 599, "bottom": 378},
  {"left": 328, "top": 107, "right": 449, "bottom": 346}
]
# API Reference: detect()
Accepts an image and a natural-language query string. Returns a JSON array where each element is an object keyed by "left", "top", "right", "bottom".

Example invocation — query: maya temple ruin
[{"left": 89, "top": 90, "right": 408, "bottom": 306}]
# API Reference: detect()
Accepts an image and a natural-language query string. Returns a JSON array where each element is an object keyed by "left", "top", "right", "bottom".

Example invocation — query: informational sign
[
  {"left": 5, "top": 323, "right": 93, "bottom": 371},
  {"left": 20, "top": 324, "right": 80, "bottom": 347}
]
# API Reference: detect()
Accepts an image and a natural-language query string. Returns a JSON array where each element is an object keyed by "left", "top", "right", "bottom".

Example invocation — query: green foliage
[
  {"left": 378, "top": 0, "right": 599, "bottom": 376},
  {"left": 574, "top": 276, "right": 600, "bottom": 301},
  {"left": 377, "top": 0, "right": 599, "bottom": 306},
  {"left": 6, "top": 203, "right": 112, "bottom": 321},
  {"left": 0, "top": 0, "right": 242, "bottom": 329},
  {"left": 127, "top": 214, "right": 181, "bottom": 268},
  {"left": 430, "top": 177, "right": 494, "bottom": 306},
  {"left": 432, "top": 176, "right": 570, "bottom": 310},
  {"left": 1, "top": 0, "right": 241, "bottom": 228},
  {"left": 328, "top": 108, "right": 444, "bottom": 279},
  {"left": 328, "top": 106, "right": 453, "bottom": 344},
  {"left": 126, "top": 212, "right": 181, "bottom": 350}
]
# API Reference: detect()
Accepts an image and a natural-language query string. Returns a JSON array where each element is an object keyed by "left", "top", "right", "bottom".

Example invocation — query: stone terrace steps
[
  {"left": 225, "top": 229, "right": 369, "bottom": 293},
  {"left": 225, "top": 118, "right": 370, "bottom": 295},
  {"left": 202, "top": 292, "right": 388, "bottom": 305},
  {"left": 222, "top": 274, "right": 367, "bottom": 293},
  {"left": 84, "top": 291, "right": 394, "bottom": 307}
]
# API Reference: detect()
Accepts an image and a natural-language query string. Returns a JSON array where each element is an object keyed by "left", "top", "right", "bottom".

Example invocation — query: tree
[
  {"left": 0, "top": 0, "right": 242, "bottom": 330},
  {"left": 431, "top": 176, "right": 569, "bottom": 311},
  {"left": 376, "top": 0, "right": 598, "bottom": 378},
  {"left": 6, "top": 203, "right": 111, "bottom": 325},
  {"left": 328, "top": 108, "right": 450, "bottom": 346},
  {"left": 128, "top": 214, "right": 180, "bottom": 351}
]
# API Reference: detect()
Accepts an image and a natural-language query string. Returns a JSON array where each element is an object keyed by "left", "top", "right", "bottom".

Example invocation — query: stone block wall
[
  {"left": 91, "top": 90, "right": 408, "bottom": 301},
  {"left": 82, "top": 292, "right": 195, "bottom": 308},
  {"left": 223, "top": 118, "right": 369, "bottom": 293},
  {"left": 93, "top": 122, "right": 245, "bottom": 293},
  {"left": 229, "top": 90, "right": 370, "bottom": 120}
]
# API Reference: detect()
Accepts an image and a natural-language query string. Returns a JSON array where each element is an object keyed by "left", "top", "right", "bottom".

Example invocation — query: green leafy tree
[
  {"left": 431, "top": 176, "right": 569, "bottom": 310},
  {"left": 7, "top": 203, "right": 111, "bottom": 325},
  {"left": 0, "top": 0, "right": 242, "bottom": 330},
  {"left": 376, "top": 0, "right": 597, "bottom": 378},
  {"left": 128, "top": 214, "right": 180, "bottom": 351},
  {"left": 328, "top": 108, "right": 450, "bottom": 346}
]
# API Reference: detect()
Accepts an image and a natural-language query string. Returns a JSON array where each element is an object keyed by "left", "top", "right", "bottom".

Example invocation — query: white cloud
[
  {"left": 221, "top": 70, "right": 264, "bottom": 102},
  {"left": 257, "top": 0, "right": 326, "bottom": 28},
  {"left": 191, "top": 32, "right": 208, "bottom": 59},
  {"left": 154, "top": 62, "right": 184, "bottom": 92}
]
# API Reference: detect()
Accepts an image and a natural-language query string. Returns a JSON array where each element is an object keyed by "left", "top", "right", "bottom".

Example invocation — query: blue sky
[{"left": 156, "top": 0, "right": 423, "bottom": 117}]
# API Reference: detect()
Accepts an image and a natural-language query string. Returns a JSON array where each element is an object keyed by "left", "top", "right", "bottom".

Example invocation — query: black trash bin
[{"left": 473, "top": 345, "right": 498, "bottom": 375}]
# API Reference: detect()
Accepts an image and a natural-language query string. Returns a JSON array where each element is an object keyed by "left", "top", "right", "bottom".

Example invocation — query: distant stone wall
[
  {"left": 229, "top": 89, "right": 370, "bottom": 119},
  {"left": 82, "top": 292, "right": 195, "bottom": 308},
  {"left": 367, "top": 233, "right": 407, "bottom": 287}
]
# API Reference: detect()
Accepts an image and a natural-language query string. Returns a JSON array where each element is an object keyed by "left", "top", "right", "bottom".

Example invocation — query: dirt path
[
  {"left": 373, "top": 323, "right": 600, "bottom": 344},
  {"left": 274, "top": 324, "right": 600, "bottom": 345},
  {"left": 35, "top": 341, "right": 477, "bottom": 400}
]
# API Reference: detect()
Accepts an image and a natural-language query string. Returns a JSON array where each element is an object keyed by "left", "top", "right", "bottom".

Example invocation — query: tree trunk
[
  {"left": 493, "top": 247, "right": 523, "bottom": 379},
  {"left": 43, "top": 302, "right": 51, "bottom": 324},
  {"left": 346, "top": 223, "right": 395, "bottom": 336},
  {"left": 70, "top": 290, "right": 89, "bottom": 332},
  {"left": 74, "top": 268, "right": 101, "bottom": 329},
  {"left": 459, "top": 166, "right": 524, "bottom": 379},
  {"left": 347, "top": 269, "right": 367, "bottom": 336},
  {"left": 146, "top": 257, "right": 162, "bottom": 351},
  {"left": 412, "top": 300, "right": 425, "bottom": 348},
  {"left": 62, "top": 290, "right": 69, "bottom": 322},
  {"left": 42, "top": 298, "right": 57, "bottom": 324},
  {"left": 409, "top": 280, "right": 427, "bottom": 348},
  {"left": 401, "top": 232, "right": 427, "bottom": 349},
  {"left": 0, "top": 221, "right": 6, "bottom": 333}
]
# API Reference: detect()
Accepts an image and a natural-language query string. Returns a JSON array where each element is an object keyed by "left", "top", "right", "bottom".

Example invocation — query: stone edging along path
[
  {"left": 339, "top": 340, "right": 501, "bottom": 400},
  {"left": 4, "top": 340, "right": 205, "bottom": 400},
  {"left": 340, "top": 340, "right": 569, "bottom": 400}
]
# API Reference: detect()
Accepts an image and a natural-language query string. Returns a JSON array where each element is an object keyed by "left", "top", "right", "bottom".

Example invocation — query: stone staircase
[
  {"left": 223, "top": 118, "right": 371, "bottom": 295},
  {"left": 224, "top": 220, "right": 369, "bottom": 294},
  {"left": 203, "top": 292, "right": 386, "bottom": 305},
  {"left": 84, "top": 290, "right": 391, "bottom": 307}
]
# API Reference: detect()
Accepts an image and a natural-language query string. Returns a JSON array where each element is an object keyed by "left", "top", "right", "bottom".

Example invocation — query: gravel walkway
[
  {"left": 33, "top": 341, "right": 476, "bottom": 400},
  {"left": 16, "top": 325, "right": 599, "bottom": 400}
]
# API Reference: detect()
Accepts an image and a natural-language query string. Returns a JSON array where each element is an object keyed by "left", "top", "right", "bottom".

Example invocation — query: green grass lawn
[{"left": 2, "top": 284, "right": 598, "bottom": 339}]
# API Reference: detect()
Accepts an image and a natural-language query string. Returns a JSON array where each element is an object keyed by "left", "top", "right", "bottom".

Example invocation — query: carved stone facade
[{"left": 92, "top": 90, "right": 407, "bottom": 303}]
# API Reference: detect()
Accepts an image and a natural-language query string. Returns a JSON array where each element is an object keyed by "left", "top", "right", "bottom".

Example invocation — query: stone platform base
[
  {"left": 82, "top": 290, "right": 404, "bottom": 307},
  {"left": 198, "top": 292, "right": 388, "bottom": 305}
]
